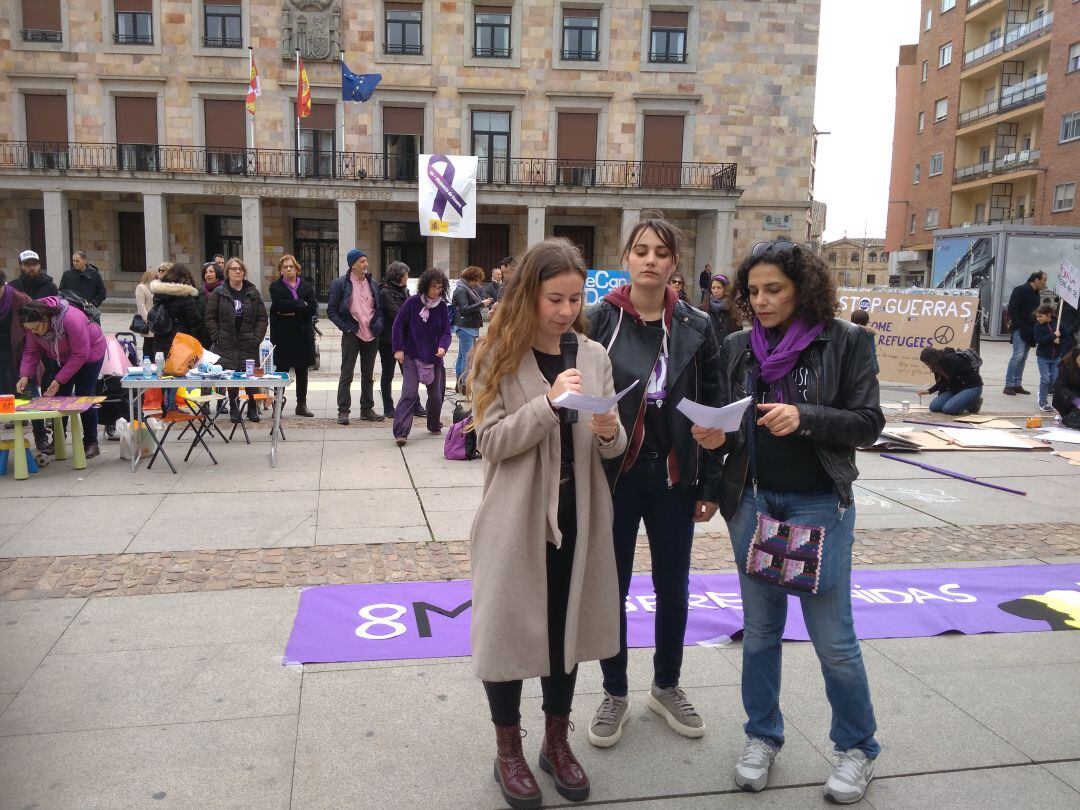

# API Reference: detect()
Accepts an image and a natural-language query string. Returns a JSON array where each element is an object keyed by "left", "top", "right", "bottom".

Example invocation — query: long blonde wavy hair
[{"left": 469, "top": 238, "right": 588, "bottom": 426}]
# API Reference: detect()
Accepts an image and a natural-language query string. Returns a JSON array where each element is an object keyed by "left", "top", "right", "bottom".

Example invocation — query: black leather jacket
[
  {"left": 716, "top": 318, "right": 884, "bottom": 520},
  {"left": 588, "top": 291, "right": 724, "bottom": 502}
]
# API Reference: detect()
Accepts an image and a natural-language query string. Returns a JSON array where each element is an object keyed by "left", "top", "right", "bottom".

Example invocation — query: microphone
[{"left": 560, "top": 330, "right": 579, "bottom": 424}]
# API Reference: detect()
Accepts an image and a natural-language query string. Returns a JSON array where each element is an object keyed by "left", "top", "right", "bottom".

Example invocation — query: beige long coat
[{"left": 470, "top": 333, "right": 628, "bottom": 682}]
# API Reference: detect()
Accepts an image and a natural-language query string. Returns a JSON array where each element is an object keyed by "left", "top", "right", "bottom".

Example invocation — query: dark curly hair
[
  {"left": 417, "top": 267, "right": 450, "bottom": 299},
  {"left": 733, "top": 245, "right": 838, "bottom": 325}
]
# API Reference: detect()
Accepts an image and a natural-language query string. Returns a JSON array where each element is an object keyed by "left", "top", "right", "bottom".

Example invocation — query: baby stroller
[{"left": 97, "top": 332, "right": 140, "bottom": 440}]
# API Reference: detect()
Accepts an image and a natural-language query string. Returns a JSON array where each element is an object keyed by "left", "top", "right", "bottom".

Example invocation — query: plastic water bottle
[
  {"left": 154, "top": 352, "right": 165, "bottom": 378},
  {"left": 259, "top": 335, "right": 272, "bottom": 372},
  {"left": 142, "top": 356, "right": 152, "bottom": 379}
]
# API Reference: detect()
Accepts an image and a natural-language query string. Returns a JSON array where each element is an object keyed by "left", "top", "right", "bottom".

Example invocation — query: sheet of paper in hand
[
  {"left": 675, "top": 395, "right": 753, "bottom": 432},
  {"left": 552, "top": 381, "right": 639, "bottom": 415}
]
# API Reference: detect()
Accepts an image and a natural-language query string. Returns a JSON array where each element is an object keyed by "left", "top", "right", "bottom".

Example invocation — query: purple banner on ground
[{"left": 282, "top": 564, "right": 1080, "bottom": 665}]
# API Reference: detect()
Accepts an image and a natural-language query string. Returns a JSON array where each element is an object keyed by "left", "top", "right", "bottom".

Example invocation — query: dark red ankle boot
[
  {"left": 493, "top": 724, "right": 541, "bottom": 809},
  {"left": 539, "top": 712, "right": 590, "bottom": 801}
]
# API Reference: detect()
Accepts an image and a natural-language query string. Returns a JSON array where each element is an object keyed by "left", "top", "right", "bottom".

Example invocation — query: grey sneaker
[
  {"left": 588, "top": 692, "right": 629, "bottom": 748},
  {"left": 824, "top": 749, "right": 875, "bottom": 804},
  {"left": 734, "top": 736, "right": 777, "bottom": 792},
  {"left": 647, "top": 684, "right": 705, "bottom": 738}
]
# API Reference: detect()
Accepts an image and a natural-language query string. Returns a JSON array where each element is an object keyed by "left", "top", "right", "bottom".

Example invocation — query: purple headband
[{"left": 712, "top": 274, "right": 730, "bottom": 286}]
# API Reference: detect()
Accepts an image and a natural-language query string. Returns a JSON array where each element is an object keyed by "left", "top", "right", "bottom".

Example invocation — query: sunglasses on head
[{"left": 751, "top": 240, "right": 798, "bottom": 258}]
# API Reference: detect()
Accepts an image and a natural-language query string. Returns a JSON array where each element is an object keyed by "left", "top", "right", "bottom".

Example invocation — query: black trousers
[
  {"left": 377, "top": 341, "right": 397, "bottom": 413},
  {"left": 281, "top": 364, "right": 308, "bottom": 405},
  {"left": 484, "top": 474, "right": 579, "bottom": 726},
  {"left": 337, "top": 332, "right": 378, "bottom": 413}
]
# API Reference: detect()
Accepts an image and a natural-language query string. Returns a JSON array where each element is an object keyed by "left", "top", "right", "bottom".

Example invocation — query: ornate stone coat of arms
[{"left": 281, "top": 0, "right": 342, "bottom": 61}]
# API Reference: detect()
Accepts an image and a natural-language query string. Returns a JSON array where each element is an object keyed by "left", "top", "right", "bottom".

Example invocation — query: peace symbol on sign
[{"left": 934, "top": 325, "right": 954, "bottom": 345}]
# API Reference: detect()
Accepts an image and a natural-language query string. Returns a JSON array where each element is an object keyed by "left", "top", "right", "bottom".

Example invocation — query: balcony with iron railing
[
  {"left": 958, "top": 73, "right": 1047, "bottom": 127},
  {"left": 953, "top": 149, "right": 1040, "bottom": 183},
  {"left": 0, "top": 142, "right": 738, "bottom": 192},
  {"left": 963, "top": 11, "right": 1052, "bottom": 68},
  {"left": 21, "top": 28, "right": 62, "bottom": 42}
]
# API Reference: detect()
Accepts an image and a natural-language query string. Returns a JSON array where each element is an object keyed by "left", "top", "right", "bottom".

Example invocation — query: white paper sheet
[
  {"left": 675, "top": 395, "right": 754, "bottom": 432},
  {"left": 552, "top": 381, "right": 639, "bottom": 415},
  {"left": 936, "top": 427, "right": 1032, "bottom": 449},
  {"left": 1037, "top": 427, "right": 1080, "bottom": 445}
]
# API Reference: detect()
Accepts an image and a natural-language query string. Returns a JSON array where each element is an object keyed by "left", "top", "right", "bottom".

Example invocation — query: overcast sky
[{"left": 814, "top": 0, "right": 921, "bottom": 242}]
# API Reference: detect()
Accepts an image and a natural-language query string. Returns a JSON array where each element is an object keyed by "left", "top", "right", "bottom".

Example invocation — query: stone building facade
[
  {"left": 1, "top": 0, "right": 821, "bottom": 297},
  {"left": 822, "top": 237, "right": 889, "bottom": 288}
]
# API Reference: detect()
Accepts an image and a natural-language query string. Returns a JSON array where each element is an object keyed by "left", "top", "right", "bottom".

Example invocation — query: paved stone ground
[
  {"left": 3, "top": 313, "right": 1080, "bottom": 808},
  {"left": 3, "top": 523, "right": 1079, "bottom": 601}
]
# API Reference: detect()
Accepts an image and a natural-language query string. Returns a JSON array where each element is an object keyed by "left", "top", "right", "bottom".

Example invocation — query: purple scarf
[
  {"left": 750, "top": 317, "right": 824, "bottom": 403},
  {"left": 284, "top": 277, "right": 301, "bottom": 300},
  {"left": 0, "top": 285, "right": 12, "bottom": 319}
]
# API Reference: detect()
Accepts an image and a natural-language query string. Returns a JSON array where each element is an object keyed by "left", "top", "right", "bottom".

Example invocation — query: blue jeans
[
  {"left": 727, "top": 488, "right": 880, "bottom": 759},
  {"left": 600, "top": 457, "right": 697, "bottom": 696},
  {"left": 1006, "top": 331, "right": 1031, "bottom": 387},
  {"left": 454, "top": 327, "right": 478, "bottom": 381},
  {"left": 1037, "top": 357, "right": 1059, "bottom": 406},
  {"left": 929, "top": 385, "right": 982, "bottom": 415}
]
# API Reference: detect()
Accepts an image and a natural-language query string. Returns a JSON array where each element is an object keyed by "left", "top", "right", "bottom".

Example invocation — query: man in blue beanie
[{"left": 327, "top": 249, "right": 385, "bottom": 424}]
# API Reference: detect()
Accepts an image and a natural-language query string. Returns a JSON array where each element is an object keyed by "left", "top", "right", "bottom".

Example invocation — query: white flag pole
[
  {"left": 295, "top": 49, "right": 302, "bottom": 177},
  {"left": 247, "top": 47, "right": 254, "bottom": 151},
  {"left": 339, "top": 50, "right": 346, "bottom": 158}
]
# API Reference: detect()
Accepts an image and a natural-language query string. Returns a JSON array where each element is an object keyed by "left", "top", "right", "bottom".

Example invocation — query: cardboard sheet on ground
[
  {"left": 1038, "top": 428, "right": 1080, "bottom": 445},
  {"left": 675, "top": 395, "right": 753, "bottom": 431},
  {"left": 955, "top": 416, "right": 1024, "bottom": 429},
  {"left": 282, "top": 563, "right": 1080, "bottom": 665},
  {"left": 552, "top": 381, "right": 638, "bottom": 414},
  {"left": 936, "top": 427, "right": 1033, "bottom": 449}
]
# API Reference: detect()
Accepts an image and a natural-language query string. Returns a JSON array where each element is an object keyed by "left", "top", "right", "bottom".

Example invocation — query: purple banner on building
[{"left": 283, "top": 564, "right": 1080, "bottom": 666}]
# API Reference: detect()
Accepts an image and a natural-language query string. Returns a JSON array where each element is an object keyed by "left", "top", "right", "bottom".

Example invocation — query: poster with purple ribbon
[
  {"left": 419, "top": 154, "right": 477, "bottom": 239},
  {"left": 283, "top": 563, "right": 1080, "bottom": 666}
]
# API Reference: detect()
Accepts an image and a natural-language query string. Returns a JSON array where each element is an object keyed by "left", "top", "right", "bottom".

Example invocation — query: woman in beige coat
[{"left": 469, "top": 238, "right": 626, "bottom": 809}]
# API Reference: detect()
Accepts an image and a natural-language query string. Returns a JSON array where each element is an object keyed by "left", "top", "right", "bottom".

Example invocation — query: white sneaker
[
  {"left": 1038, "top": 403, "right": 1055, "bottom": 413},
  {"left": 824, "top": 748, "right": 875, "bottom": 804},
  {"left": 734, "top": 736, "right": 777, "bottom": 792}
]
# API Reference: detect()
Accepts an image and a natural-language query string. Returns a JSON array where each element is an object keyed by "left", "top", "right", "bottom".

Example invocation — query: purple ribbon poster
[
  {"left": 419, "top": 153, "right": 476, "bottom": 238},
  {"left": 283, "top": 563, "right": 1080, "bottom": 666}
]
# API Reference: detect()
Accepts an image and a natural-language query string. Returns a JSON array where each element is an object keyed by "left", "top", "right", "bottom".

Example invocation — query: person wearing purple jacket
[
  {"left": 15, "top": 296, "right": 108, "bottom": 458},
  {"left": 391, "top": 268, "right": 452, "bottom": 446}
]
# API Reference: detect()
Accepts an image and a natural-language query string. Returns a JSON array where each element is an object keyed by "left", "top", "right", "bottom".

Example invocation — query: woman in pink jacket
[{"left": 15, "top": 297, "right": 107, "bottom": 458}]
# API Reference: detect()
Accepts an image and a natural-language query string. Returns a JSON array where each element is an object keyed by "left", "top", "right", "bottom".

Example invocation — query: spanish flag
[
  {"left": 245, "top": 52, "right": 261, "bottom": 115},
  {"left": 297, "top": 55, "right": 311, "bottom": 119}
]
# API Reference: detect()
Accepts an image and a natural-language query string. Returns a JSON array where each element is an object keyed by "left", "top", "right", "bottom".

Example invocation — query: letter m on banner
[{"left": 1058, "top": 258, "right": 1080, "bottom": 309}]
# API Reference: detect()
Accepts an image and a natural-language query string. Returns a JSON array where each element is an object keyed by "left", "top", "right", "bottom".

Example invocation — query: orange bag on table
[{"left": 165, "top": 332, "right": 204, "bottom": 377}]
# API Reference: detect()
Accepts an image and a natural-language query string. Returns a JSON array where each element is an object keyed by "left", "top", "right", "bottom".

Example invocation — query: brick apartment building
[
  {"left": 885, "top": 0, "right": 1080, "bottom": 285},
  {"left": 0, "top": 0, "right": 822, "bottom": 298}
]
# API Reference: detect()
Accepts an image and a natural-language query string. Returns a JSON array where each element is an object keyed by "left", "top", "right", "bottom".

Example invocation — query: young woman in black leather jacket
[
  {"left": 718, "top": 241, "right": 884, "bottom": 804},
  {"left": 585, "top": 215, "right": 726, "bottom": 749}
]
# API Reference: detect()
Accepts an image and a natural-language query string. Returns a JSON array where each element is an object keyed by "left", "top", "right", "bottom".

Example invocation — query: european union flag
[{"left": 342, "top": 63, "right": 381, "bottom": 102}]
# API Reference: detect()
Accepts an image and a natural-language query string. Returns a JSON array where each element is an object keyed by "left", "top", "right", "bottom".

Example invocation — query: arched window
[
  {"left": 850, "top": 252, "right": 860, "bottom": 262},
  {"left": 828, "top": 252, "right": 837, "bottom": 263},
  {"left": 868, "top": 251, "right": 878, "bottom": 262}
]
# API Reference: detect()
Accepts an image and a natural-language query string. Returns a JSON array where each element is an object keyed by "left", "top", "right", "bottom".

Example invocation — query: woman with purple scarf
[
  {"left": 391, "top": 268, "right": 452, "bottom": 446},
  {"left": 715, "top": 241, "right": 884, "bottom": 804},
  {"left": 269, "top": 254, "right": 318, "bottom": 417}
]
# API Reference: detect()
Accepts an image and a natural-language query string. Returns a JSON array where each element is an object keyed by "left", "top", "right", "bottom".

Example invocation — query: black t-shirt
[
  {"left": 640, "top": 319, "right": 673, "bottom": 458},
  {"left": 533, "top": 349, "right": 574, "bottom": 466},
  {"left": 751, "top": 363, "right": 834, "bottom": 495}
]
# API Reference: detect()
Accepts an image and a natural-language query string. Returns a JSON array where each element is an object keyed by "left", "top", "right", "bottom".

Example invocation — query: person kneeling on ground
[
  {"left": 1053, "top": 347, "right": 1080, "bottom": 429},
  {"left": 469, "top": 238, "right": 626, "bottom": 808},
  {"left": 918, "top": 347, "right": 983, "bottom": 416}
]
